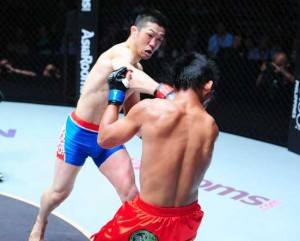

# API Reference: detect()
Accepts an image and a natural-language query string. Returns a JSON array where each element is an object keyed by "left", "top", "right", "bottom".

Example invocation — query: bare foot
[{"left": 29, "top": 220, "right": 47, "bottom": 241}]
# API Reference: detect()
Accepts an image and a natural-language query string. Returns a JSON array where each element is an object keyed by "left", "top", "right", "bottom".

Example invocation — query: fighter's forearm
[
  {"left": 98, "top": 105, "right": 120, "bottom": 147},
  {"left": 99, "top": 105, "right": 120, "bottom": 128},
  {"left": 128, "top": 68, "right": 175, "bottom": 99},
  {"left": 128, "top": 72, "right": 158, "bottom": 95}
]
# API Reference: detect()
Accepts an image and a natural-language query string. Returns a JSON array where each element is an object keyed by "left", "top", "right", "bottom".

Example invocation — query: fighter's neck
[
  {"left": 175, "top": 89, "right": 205, "bottom": 107},
  {"left": 124, "top": 39, "right": 141, "bottom": 65}
]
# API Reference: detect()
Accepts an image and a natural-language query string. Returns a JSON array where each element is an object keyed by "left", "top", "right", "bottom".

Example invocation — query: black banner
[
  {"left": 76, "top": 0, "right": 99, "bottom": 98},
  {"left": 288, "top": 36, "right": 300, "bottom": 154}
]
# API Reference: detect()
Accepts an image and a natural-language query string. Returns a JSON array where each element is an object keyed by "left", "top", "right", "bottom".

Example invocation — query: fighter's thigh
[
  {"left": 99, "top": 148, "right": 135, "bottom": 185},
  {"left": 52, "top": 157, "right": 81, "bottom": 192}
]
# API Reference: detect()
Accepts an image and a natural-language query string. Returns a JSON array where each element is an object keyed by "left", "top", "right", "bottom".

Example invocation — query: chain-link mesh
[
  {"left": 1, "top": 0, "right": 299, "bottom": 146},
  {"left": 0, "top": 0, "right": 77, "bottom": 105}
]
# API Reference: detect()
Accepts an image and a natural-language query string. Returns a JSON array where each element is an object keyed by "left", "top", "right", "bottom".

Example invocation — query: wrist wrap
[{"left": 108, "top": 89, "right": 125, "bottom": 105}]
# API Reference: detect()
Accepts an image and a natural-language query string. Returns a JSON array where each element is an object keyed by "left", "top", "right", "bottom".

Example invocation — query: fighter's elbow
[{"left": 97, "top": 136, "right": 111, "bottom": 149}]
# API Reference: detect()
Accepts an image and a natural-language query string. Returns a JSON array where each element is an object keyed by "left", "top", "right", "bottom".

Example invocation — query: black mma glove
[
  {"left": 154, "top": 83, "right": 176, "bottom": 100},
  {"left": 107, "top": 66, "right": 129, "bottom": 105}
]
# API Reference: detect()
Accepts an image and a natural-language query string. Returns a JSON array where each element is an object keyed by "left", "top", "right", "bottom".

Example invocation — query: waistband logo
[{"left": 130, "top": 230, "right": 158, "bottom": 241}]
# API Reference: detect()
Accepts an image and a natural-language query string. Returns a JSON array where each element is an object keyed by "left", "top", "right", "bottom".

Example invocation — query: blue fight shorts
[{"left": 56, "top": 111, "right": 124, "bottom": 167}]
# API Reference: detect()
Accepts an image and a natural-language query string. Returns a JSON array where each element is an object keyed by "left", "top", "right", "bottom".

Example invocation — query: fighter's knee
[{"left": 49, "top": 188, "right": 71, "bottom": 205}]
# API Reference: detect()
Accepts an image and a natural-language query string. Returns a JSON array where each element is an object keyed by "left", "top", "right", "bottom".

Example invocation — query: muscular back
[{"left": 138, "top": 91, "right": 218, "bottom": 207}]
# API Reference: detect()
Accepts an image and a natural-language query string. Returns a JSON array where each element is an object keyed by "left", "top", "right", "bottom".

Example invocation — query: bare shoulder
[
  {"left": 136, "top": 62, "right": 143, "bottom": 71},
  {"left": 202, "top": 113, "right": 219, "bottom": 139},
  {"left": 109, "top": 43, "right": 139, "bottom": 68},
  {"left": 130, "top": 98, "right": 168, "bottom": 116},
  {"left": 110, "top": 43, "right": 130, "bottom": 53},
  {"left": 110, "top": 43, "right": 132, "bottom": 58},
  {"left": 98, "top": 43, "right": 130, "bottom": 61},
  {"left": 135, "top": 98, "right": 164, "bottom": 110}
]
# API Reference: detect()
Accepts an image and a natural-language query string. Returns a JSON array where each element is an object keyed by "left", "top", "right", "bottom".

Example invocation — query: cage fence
[{"left": 0, "top": 0, "right": 299, "bottom": 146}]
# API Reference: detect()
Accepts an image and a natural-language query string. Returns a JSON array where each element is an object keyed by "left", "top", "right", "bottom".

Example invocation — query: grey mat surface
[{"left": 0, "top": 194, "right": 90, "bottom": 241}]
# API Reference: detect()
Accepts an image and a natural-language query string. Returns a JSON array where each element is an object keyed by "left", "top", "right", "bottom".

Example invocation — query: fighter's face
[{"left": 135, "top": 22, "right": 165, "bottom": 59}]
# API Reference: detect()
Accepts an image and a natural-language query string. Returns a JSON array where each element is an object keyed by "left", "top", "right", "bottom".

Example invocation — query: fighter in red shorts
[
  {"left": 91, "top": 52, "right": 220, "bottom": 240},
  {"left": 91, "top": 195, "right": 203, "bottom": 241}
]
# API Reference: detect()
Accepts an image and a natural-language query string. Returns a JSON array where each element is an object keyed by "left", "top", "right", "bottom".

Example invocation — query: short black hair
[
  {"left": 135, "top": 9, "right": 168, "bottom": 32},
  {"left": 171, "top": 52, "right": 219, "bottom": 91}
]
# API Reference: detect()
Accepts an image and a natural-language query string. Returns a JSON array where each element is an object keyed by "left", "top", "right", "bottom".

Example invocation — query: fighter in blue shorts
[
  {"left": 29, "top": 9, "right": 174, "bottom": 241},
  {"left": 57, "top": 111, "right": 124, "bottom": 167}
]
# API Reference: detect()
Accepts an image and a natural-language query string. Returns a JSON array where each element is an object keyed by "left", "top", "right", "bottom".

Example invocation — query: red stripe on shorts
[{"left": 71, "top": 111, "right": 99, "bottom": 132}]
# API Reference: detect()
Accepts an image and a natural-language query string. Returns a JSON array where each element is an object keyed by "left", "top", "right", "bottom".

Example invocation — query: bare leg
[
  {"left": 29, "top": 158, "right": 81, "bottom": 241},
  {"left": 100, "top": 148, "right": 138, "bottom": 202}
]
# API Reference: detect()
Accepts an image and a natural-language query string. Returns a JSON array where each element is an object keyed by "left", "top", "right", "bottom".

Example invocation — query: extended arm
[{"left": 127, "top": 65, "right": 175, "bottom": 99}]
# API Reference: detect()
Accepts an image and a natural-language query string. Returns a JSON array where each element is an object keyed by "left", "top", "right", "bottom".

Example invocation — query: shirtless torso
[
  {"left": 29, "top": 11, "right": 168, "bottom": 241},
  {"left": 92, "top": 52, "right": 220, "bottom": 241}
]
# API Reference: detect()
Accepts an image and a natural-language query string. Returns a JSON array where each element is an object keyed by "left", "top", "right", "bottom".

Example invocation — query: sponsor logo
[
  {"left": 79, "top": 29, "right": 94, "bottom": 94},
  {"left": 291, "top": 80, "right": 300, "bottom": 131},
  {"left": 81, "top": 0, "right": 91, "bottom": 12},
  {"left": 129, "top": 230, "right": 158, "bottom": 241},
  {"left": 0, "top": 129, "right": 16, "bottom": 138},
  {"left": 131, "top": 158, "right": 281, "bottom": 210},
  {"left": 259, "top": 200, "right": 281, "bottom": 211},
  {"left": 199, "top": 180, "right": 281, "bottom": 210}
]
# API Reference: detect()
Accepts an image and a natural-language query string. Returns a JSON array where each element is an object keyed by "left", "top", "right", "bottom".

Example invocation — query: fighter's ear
[{"left": 130, "top": 26, "right": 138, "bottom": 36}]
